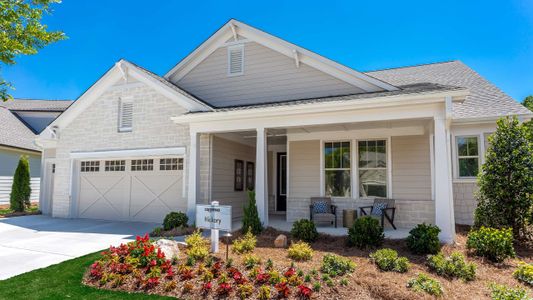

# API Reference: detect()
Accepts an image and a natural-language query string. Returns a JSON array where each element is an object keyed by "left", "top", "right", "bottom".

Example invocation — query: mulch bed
[
  {"left": 0, "top": 203, "right": 41, "bottom": 218},
  {"left": 83, "top": 226, "right": 532, "bottom": 300}
]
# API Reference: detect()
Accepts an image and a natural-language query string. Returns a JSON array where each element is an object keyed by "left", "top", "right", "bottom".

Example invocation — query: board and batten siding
[
  {"left": 391, "top": 135, "right": 432, "bottom": 200},
  {"left": 211, "top": 136, "right": 255, "bottom": 219},
  {"left": 175, "top": 42, "right": 364, "bottom": 107}
]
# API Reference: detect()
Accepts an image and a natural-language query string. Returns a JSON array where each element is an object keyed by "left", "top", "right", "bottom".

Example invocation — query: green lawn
[{"left": 0, "top": 252, "right": 173, "bottom": 300}]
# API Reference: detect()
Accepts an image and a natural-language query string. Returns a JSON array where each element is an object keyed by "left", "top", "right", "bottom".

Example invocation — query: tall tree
[
  {"left": 0, "top": 0, "right": 65, "bottom": 101},
  {"left": 474, "top": 117, "right": 533, "bottom": 239},
  {"left": 522, "top": 95, "right": 533, "bottom": 140}
]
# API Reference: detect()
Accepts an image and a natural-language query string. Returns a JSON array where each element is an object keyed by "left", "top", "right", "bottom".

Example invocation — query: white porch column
[
  {"left": 187, "top": 131, "right": 200, "bottom": 224},
  {"left": 433, "top": 116, "right": 455, "bottom": 243},
  {"left": 255, "top": 127, "right": 268, "bottom": 226}
]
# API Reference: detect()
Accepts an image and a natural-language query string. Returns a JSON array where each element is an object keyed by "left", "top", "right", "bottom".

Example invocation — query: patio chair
[
  {"left": 359, "top": 198, "right": 397, "bottom": 230},
  {"left": 309, "top": 197, "right": 337, "bottom": 228}
]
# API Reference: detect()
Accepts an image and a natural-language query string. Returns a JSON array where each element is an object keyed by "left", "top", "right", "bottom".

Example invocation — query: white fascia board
[
  {"left": 70, "top": 147, "right": 186, "bottom": 159},
  {"left": 451, "top": 112, "right": 533, "bottom": 125},
  {"left": 165, "top": 20, "right": 398, "bottom": 92},
  {"left": 172, "top": 89, "right": 468, "bottom": 124}
]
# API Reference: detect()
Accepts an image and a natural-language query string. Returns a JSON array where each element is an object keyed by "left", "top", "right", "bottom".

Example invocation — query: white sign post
[{"left": 196, "top": 201, "right": 232, "bottom": 253}]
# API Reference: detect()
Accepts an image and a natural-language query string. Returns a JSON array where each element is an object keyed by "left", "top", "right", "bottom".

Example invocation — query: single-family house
[
  {"left": 35, "top": 20, "right": 532, "bottom": 242},
  {"left": 0, "top": 99, "right": 72, "bottom": 203}
]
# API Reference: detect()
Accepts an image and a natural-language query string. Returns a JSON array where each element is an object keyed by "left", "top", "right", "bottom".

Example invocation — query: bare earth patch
[{"left": 83, "top": 226, "right": 532, "bottom": 299}]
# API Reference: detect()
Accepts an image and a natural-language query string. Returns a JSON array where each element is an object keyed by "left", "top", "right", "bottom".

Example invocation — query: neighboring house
[
  {"left": 35, "top": 20, "right": 532, "bottom": 242},
  {"left": 0, "top": 99, "right": 72, "bottom": 204}
]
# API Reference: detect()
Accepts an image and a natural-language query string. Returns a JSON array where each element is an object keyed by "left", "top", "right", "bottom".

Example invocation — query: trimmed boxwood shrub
[
  {"left": 466, "top": 227, "right": 515, "bottom": 262},
  {"left": 369, "top": 248, "right": 410, "bottom": 273},
  {"left": 291, "top": 219, "right": 319, "bottom": 242},
  {"left": 426, "top": 251, "right": 476, "bottom": 281},
  {"left": 513, "top": 262, "right": 533, "bottom": 286},
  {"left": 163, "top": 211, "right": 188, "bottom": 230},
  {"left": 347, "top": 216, "right": 384, "bottom": 248},
  {"left": 321, "top": 253, "right": 356, "bottom": 277},
  {"left": 406, "top": 223, "right": 441, "bottom": 255}
]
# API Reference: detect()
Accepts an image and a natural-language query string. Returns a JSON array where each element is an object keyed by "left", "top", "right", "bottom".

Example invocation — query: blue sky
[{"left": 3, "top": 0, "right": 532, "bottom": 102}]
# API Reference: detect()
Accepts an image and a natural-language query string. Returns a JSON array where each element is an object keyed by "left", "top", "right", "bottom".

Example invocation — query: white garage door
[{"left": 77, "top": 158, "right": 185, "bottom": 223}]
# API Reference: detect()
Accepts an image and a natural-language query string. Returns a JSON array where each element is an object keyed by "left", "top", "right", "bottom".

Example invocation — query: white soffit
[{"left": 165, "top": 19, "right": 398, "bottom": 92}]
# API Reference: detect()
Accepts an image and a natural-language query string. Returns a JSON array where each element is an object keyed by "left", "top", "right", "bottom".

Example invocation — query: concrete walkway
[{"left": 0, "top": 215, "right": 157, "bottom": 280}]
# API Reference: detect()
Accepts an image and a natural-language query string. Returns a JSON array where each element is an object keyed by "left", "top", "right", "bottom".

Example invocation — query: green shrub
[
  {"left": 369, "top": 248, "right": 410, "bottom": 273},
  {"left": 474, "top": 117, "right": 533, "bottom": 239},
  {"left": 407, "top": 273, "right": 443, "bottom": 297},
  {"left": 242, "top": 254, "right": 260, "bottom": 269},
  {"left": 10, "top": 155, "right": 31, "bottom": 212},
  {"left": 321, "top": 253, "right": 356, "bottom": 277},
  {"left": 426, "top": 251, "right": 476, "bottom": 281},
  {"left": 406, "top": 223, "right": 441, "bottom": 255},
  {"left": 513, "top": 262, "right": 533, "bottom": 286},
  {"left": 241, "top": 190, "right": 263, "bottom": 235},
  {"left": 185, "top": 230, "right": 209, "bottom": 260},
  {"left": 290, "top": 219, "right": 319, "bottom": 243},
  {"left": 232, "top": 228, "right": 256, "bottom": 254},
  {"left": 287, "top": 241, "right": 313, "bottom": 261},
  {"left": 466, "top": 227, "right": 515, "bottom": 262},
  {"left": 151, "top": 226, "right": 163, "bottom": 236},
  {"left": 347, "top": 216, "right": 384, "bottom": 248},
  {"left": 163, "top": 211, "right": 188, "bottom": 230},
  {"left": 489, "top": 283, "right": 530, "bottom": 300}
]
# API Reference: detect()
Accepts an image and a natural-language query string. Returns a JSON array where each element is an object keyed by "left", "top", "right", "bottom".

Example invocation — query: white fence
[{"left": 0, "top": 176, "right": 40, "bottom": 204}]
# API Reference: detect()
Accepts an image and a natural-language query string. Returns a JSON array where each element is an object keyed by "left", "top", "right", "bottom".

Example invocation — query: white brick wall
[
  {"left": 453, "top": 182, "right": 478, "bottom": 225},
  {"left": 50, "top": 81, "right": 193, "bottom": 217}
]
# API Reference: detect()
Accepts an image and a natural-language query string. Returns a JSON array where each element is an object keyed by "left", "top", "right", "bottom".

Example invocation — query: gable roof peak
[{"left": 164, "top": 19, "right": 399, "bottom": 93}]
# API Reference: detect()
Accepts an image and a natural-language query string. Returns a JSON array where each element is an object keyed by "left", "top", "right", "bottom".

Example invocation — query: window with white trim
[
  {"left": 358, "top": 140, "right": 387, "bottom": 198},
  {"left": 227, "top": 44, "right": 244, "bottom": 76},
  {"left": 131, "top": 159, "right": 153, "bottom": 171},
  {"left": 105, "top": 160, "right": 125, "bottom": 172},
  {"left": 324, "top": 141, "right": 351, "bottom": 197},
  {"left": 118, "top": 98, "right": 133, "bottom": 132},
  {"left": 159, "top": 158, "right": 183, "bottom": 171},
  {"left": 81, "top": 161, "right": 100, "bottom": 172},
  {"left": 456, "top": 136, "right": 479, "bottom": 177}
]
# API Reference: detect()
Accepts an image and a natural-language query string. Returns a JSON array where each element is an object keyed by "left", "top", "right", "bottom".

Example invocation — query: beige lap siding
[
  {"left": 210, "top": 136, "right": 255, "bottom": 219},
  {"left": 453, "top": 182, "right": 478, "bottom": 225},
  {"left": 51, "top": 81, "right": 192, "bottom": 218}
]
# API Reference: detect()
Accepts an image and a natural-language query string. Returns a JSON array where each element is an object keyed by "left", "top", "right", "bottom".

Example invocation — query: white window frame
[
  {"left": 227, "top": 44, "right": 244, "bottom": 77},
  {"left": 118, "top": 97, "right": 133, "bottom": 132},
  {"left": 322, "top": 140, "right": 352, "bottom": 198},
  {"left": 356, "top": 139, "right": 390, "bottom": 199},
  {"left": 454, "top": 135, "right": 481, "bottom": 179}
]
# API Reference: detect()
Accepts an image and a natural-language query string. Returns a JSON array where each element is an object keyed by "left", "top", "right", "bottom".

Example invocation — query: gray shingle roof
[
  {"left": 192, "top": 82, "right": 466, "bottom": 113},
  {"left": 0, "top": 107, "right": 39, "bottom": 151},
  {"left": 0, "top": 99, "right": 73, "bottom": 111},
  {"left": 365, "top": 61, "right": 532, "bottom": 119}
]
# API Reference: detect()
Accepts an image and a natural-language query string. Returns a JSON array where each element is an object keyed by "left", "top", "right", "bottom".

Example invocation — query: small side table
[{"left": 342, "top": 209, "right": 357, "bottom": 228}]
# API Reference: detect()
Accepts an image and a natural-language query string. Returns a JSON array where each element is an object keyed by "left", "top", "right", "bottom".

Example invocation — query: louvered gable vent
[
  {"left": 228, "top": 44, "right": 244, "bottom": 76},
  {"left": 118, "top": 98, "right": 133, "bottom": 132}
]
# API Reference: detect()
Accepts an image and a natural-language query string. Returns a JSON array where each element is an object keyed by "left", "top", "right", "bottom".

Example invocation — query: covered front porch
[{"left": 179, "top": 93, "right": 463, "bottom": 242}]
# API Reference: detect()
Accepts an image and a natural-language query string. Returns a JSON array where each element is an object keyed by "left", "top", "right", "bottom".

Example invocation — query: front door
[{"left": 276, "top": 152, "right": 287, "bottom": 211}]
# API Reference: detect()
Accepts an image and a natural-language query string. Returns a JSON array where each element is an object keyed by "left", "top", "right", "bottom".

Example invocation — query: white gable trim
[
  {"left": 165, "top": 20, "right": 398, "bottom": 92},
  {"left": 40, "top": 60, "right": 212, "bottom": 138}
]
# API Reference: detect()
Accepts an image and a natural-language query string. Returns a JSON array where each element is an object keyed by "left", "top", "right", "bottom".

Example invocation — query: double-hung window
[
  {"left": 456, "top": 136, "right": 479, "bottom": 178},
  {"left": 324, "top": 141, "right": 351, "bottom": 197},
  {"left": 358, "top": 140, "right": 387, "bottom": 198}
]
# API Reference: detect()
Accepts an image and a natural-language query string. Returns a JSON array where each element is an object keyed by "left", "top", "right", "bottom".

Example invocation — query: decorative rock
[
  {"left": 155, "top": 239, "right": 181, "bottom": 259},
  {"left": 274, "top": 234, "right": 288, "bottom": 248}
]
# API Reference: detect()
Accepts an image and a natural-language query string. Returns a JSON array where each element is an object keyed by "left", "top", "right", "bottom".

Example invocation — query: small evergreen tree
[
  {"left": 474, "top": 117, "right": 533, "bottom": 239},
  {"left": 241, "top": 190, "right": 263, "bottom": 235},
  {"left": 10, "top": 155, "right": 31, "bottom": 212}
]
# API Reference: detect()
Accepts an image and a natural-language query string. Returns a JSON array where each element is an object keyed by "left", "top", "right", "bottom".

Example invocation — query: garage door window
[
  {"left": 81, "top": 161, "right": 100, "bottom": 172},
  {"left": 131, "top": 159, "right": 153, "bottom": 171},
  {"left": 105, "top": 160, "right": 125, "bottom": 171},
  {"left": 160, "top": 158, "right": 183, "bottom": 170}
]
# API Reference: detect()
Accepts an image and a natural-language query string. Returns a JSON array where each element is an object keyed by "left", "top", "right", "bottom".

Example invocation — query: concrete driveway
[{"left": 0, "top": 215, "right": 157, "bottom": 280}]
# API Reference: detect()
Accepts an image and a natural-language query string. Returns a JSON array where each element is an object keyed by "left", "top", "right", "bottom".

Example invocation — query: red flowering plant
[
  {"left": 284, "top": 267, "right": 296, "bottom": 278},
  {"left": 297, "top": 285, "right": 312, "bottom": 299},
  {"left": 216, "top": 282, "right": 232, "bottom": 296},
  {"left": 255, "top": 270, "right": 271, "bottom": 284},
  {"left": 89, "top": 261, "right": 104, "bottom": 280},
  {"left": 201, "top": 282, "right": 213, "bottom": 295},
  {"left": 275, "top": 281, "right": 291, "bottom": 298},
  {"left": 179, "top": 266, "right": 194, "bottom": 280},
  {"left": 211, "top": 261, "right": 223, "bottom": 278}
]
